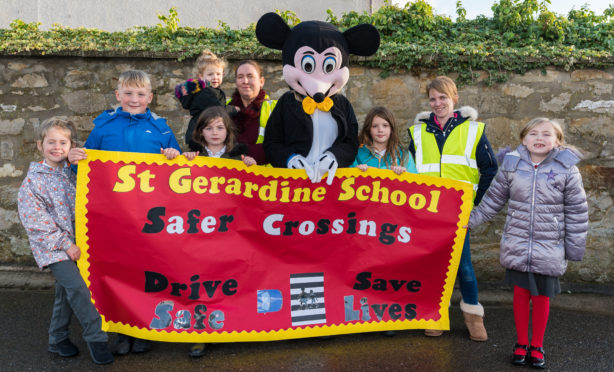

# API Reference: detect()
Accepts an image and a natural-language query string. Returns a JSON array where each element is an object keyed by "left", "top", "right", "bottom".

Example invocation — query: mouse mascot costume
[{"left": 256, "top": 13, "right": 380, "bottom": 184}]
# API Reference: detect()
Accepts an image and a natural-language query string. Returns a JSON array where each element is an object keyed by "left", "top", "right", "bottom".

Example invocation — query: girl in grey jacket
[
  {"left": 469, "top": 118, "right": 588, "bottom": 369},
  {"left": 17, "top": 118, "right": 113, "bottom": 365}
]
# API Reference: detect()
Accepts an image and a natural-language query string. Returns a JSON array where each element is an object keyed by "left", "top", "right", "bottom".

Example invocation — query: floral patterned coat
[{"left": 17, "top": 162, "right": 76, "bottom": 269}]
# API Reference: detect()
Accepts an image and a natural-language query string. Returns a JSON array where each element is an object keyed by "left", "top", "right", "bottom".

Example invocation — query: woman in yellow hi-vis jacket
[{"left": 409, "top": 76, "right": 498, "bottom": 341}]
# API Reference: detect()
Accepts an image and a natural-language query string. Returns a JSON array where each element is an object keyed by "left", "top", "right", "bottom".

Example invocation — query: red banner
[{"left": 75, "top": 150, "right": 473, "bottom": 342}]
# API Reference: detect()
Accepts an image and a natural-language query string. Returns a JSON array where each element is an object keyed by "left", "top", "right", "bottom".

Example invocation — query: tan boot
[
  {"left": 460, "top": 300, "right": 488, "bottom": 341},
  {"left": 424, "top": 329, "right": 444, "bottom": 337}
]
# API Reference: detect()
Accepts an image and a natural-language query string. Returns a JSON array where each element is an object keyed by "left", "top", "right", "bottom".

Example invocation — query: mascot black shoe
[{"left": 257, "top": 12, "right": 380, "bottom": 184}]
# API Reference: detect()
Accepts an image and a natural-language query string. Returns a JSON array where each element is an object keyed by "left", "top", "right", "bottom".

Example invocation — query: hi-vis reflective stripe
[
  {"left": 419, "top": 163, "right": 440, "bottom": 173},
  {"left": 455, "top": 179, "right": 479, "bottom": 191},
  {"left": 440, "top": 121, "right": 479, "bottom": 169},
  {"left": 436, "top": 121, "right": 479, "bottom": 169},
  {"left": 413, "top": 125, "right": 422, "bottom": 167},
  {"left": 413, "top": 125, "right": 440, "bottom": 173},
  {"left": 413, "top": 120, "right": 481, "bottom": 174},
  {"left": 259, "top": 126, "right": 266, "bottom": 137},
  {"left": 441, "top": 154, "right": 477, "bottom": 168},
  {"left": 464, "top": 121, "right": 480, "bottom": 168}
]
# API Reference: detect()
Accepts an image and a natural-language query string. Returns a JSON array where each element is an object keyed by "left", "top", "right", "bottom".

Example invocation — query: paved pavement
[{"left": 1, "top": 286, "right": 613, "bottom": 372}]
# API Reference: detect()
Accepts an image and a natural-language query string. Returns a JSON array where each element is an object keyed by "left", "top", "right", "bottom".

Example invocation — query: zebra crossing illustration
[{"left": 290, "top": 272, "right": 326, "bottom": 326}]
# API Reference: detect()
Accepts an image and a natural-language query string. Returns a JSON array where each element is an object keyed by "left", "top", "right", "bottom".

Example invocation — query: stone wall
[{"left": 1, "top": 56, "right": 612, "bottom": 284}]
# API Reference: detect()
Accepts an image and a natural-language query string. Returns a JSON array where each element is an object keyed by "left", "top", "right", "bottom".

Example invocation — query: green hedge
[{"left": 2, "top": 1, "right": 614, "bottom": 84}]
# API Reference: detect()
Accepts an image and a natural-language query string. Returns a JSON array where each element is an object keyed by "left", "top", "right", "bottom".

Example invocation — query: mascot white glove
[
  {"left": 288, "top": 154, "right": 315, "bottom": 181},
  {"left": 314, "top": 152, "right": 338, "bottom": 185}
]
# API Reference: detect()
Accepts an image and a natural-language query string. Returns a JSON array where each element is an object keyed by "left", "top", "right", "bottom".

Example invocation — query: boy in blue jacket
[
  {"left": 68, "top": 70, "right": 181, "bottom": 355},
  {"left": 69, "top": 70, "right": 181, "bottom": 160}
]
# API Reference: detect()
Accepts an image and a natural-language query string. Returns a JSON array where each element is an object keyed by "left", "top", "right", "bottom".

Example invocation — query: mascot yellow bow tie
[{"left": 302, "top": 96, "right": 334, "bottom": 115}]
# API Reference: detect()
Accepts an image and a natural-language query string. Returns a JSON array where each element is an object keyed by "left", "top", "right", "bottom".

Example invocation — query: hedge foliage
[{"left": 2, "top": 0, "right": 614, "bottom": 84}]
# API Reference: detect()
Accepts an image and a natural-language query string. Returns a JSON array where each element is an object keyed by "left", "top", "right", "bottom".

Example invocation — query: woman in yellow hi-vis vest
[{"left": 409, "top": 76, "right": 498, "bottom": 341}]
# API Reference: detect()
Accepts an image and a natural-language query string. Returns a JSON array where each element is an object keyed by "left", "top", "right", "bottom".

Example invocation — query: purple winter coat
[
  {"left": 17, "top": 162, "right": 76, "bottom": 269},
  {"left": 468, "top": 145, "right": 588, "bottom": 277}
]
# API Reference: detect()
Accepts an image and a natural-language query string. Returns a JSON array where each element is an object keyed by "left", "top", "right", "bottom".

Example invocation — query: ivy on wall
[{"left": 1, "top": 1, "right": 614, "bottom": 85}]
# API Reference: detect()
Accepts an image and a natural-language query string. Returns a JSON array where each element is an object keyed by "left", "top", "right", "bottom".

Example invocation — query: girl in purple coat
[{"left": 469, "top": 118, "right": 588, "bottom": 368}]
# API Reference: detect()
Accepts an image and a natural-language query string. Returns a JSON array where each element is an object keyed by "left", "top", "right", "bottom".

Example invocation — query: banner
[{"left": 75, "top": 150, "right": 473, "bottom": 342}]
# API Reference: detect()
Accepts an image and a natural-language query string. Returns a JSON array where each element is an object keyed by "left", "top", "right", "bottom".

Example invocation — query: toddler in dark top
[{"left": 175, "top": 50, "right": 238, "bottom": 152}]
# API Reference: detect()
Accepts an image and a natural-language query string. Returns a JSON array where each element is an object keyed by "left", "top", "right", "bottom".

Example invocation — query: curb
[
  {"left": 0, "top": 265, "right": 55, "bottom": 289},
  {"left": 454, "top": 282, "right": 614, "bottom": 317},
  {"left": 2, "top": 265, "right": 613, "bottom": 317}
]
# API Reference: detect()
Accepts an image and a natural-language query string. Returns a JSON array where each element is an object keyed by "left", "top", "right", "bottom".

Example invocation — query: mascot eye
[
  {"left": 301, "top": 55, "right": 316, "bottom": 74},
  {"left": 323, "top": 57, "right": 337, "bottom": 73}
]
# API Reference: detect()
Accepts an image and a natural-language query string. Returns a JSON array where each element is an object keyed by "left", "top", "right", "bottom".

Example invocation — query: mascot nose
[{"left": 313, "top": 92, "right": 325, "bottom": 103}]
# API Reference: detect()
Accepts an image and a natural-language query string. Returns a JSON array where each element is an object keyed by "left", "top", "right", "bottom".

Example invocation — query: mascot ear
[
  {"left": 343, "top": 24, "right": 380, "bottom": 56},
  {"left": 256, "top": 12, "right": 291, "bottom": 50}
]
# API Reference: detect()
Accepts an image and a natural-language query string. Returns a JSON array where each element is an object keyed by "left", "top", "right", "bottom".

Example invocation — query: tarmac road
[{"left": 1, "top": 289, "right": 613, "bottom": 372}]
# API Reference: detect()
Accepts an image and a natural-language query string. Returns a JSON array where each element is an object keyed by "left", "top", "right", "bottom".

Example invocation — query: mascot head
[{"left": 256, "top": 12, "right": 380, "bottom": 103}]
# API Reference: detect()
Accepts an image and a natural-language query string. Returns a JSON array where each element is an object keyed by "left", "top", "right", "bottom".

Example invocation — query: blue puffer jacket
[
  {"left": 84, "top": 107, "right": 181, "bottom": 153},
  {"left": 469, "top": 145, "right": 588, "bottom": 277}
]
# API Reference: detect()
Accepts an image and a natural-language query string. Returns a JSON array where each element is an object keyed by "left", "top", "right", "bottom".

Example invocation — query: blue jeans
[{"left": 458, "top": 232, "right": 479, "bottom": 305}]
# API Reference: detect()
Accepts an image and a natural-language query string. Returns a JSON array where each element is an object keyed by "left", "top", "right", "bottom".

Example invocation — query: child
[
  {"left": 183, "top": 106, "right": 254, "bottom": 357},
  {"left": 409, "top": 76, "right": 498, "bottom": 341},
  {"left": 17, "top": 118, "right": 113, "bottom": 365},
  {"left": 70, "top": 69, "right": 182, "bottom": 161},
  {"left": 68, "top": 70, "right": 182, "bottom": 355},
  {"left": 468, "top": 118, "right": 588, "bottom": 368},
  {"left": 352, "top": 106, "right": 417, "bottom": 175},
  {"left": 353, "top": 106, "right": 416, "bottom": 337},
  {"left": 184, "top": 106, "right": 256, "bottom": 166},
  {"left": 176, "top": 50, "right": 238, "bottom": 152}
]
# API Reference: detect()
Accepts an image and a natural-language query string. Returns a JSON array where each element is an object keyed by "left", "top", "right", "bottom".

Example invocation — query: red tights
[{"left": 513, "top": 286, "right": 550, "bottom": 357}]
